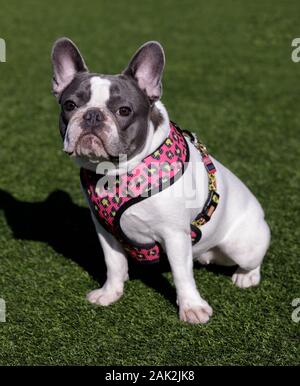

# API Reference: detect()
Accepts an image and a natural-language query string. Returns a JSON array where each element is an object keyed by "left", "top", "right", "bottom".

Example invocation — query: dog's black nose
[{"left": 83, "top": 108, "right": 104, "bottom": 127}]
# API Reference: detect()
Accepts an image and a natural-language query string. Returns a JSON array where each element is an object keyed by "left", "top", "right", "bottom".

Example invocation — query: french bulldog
[{"left": 51, "top": 38, "right": 270, "bottom": 324}]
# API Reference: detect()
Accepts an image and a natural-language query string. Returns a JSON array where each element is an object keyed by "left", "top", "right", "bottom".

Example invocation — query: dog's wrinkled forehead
[
  {"left": 106, "top": 75, "right": 150, "bottom": 112},
  {"left": 60, "top": 72, "right": 149, "bottom": 112}
]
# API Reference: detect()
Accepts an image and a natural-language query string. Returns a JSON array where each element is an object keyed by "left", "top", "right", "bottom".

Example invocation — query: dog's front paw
[
  {"left": 179, "top": 299, "right": 213, "bottom": 324},
  {"left": 86, "top": 284, "right": 123, "bottom": 306}
]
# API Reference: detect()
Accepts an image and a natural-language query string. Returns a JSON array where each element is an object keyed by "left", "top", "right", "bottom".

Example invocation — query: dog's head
[{"left": 51, "top": 38, "right": 165, "bottom": 166}]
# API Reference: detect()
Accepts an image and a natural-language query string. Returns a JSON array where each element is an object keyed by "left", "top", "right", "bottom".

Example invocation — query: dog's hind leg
[{"left": 218, "top": 213, "right": 270, "bottom": 288}]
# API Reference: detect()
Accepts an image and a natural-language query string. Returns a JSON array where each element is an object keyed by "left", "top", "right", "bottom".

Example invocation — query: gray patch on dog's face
[
  {"left": 60, "top": 73, "right": 152, "bottom": 162},
  {"left": 105, "top": 74, "right": 150, "bottom": 157},
  {"left": 59, "top": 72, "right": 92, "bottom": 138}
]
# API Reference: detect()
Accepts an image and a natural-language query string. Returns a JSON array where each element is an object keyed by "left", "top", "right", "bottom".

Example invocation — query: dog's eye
[
  {"left": 64, "top": 100, "right": 77, "bottom": 112},
  {"left": 117, "top": 106, "right": 132, "bottom": 117}
]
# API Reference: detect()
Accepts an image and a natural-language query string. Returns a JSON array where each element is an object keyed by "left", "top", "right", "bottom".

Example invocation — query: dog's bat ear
[
  {"left": 123, "top": 41, "right": 165, "bottom": 104},
  {"left": 51, "top": 37, "right": 88, "bottom": 98}
]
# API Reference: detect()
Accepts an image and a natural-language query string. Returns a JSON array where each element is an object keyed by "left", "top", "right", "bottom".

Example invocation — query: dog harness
[{"left": 80, "top": 122, "right": 219, "bottom": 263}]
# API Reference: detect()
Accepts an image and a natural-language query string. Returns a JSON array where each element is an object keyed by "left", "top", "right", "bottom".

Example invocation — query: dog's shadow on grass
[{"left": 0, "top": 189, "right": 234, "bottom": 306}]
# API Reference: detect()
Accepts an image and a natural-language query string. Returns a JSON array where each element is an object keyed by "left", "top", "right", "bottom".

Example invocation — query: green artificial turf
[{"left": 0, "top": 0, "right": 299, "bottom": 366}]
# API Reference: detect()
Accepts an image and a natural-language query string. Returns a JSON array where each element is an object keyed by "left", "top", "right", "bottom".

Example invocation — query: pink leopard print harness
[{"left": 80, "top": 122, "right": 219, "bottom": 263}]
